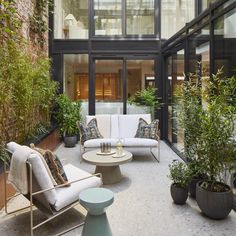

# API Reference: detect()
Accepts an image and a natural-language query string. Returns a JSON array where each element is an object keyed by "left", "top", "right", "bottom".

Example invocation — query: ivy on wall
[
  {"left": 29, "top": 0, "right": 53, "bottom": 48},
  {"left": 0, "top": 0, "right": 57, "bottom": 153},
  {"left": 0, "top": 0, "right": 21, "bottom": 41}
]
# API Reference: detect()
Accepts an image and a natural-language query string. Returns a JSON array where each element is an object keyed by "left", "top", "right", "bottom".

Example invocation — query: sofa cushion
[
  {"left": 84, "top": 138, "right": 119, "bottom": 148},
  {"left": 119, "top": 114, "right": 151, "bottom": 138},
  {"left": 54, "top": 164, "right": 102, "bottom": 211},
  {"left": 110, "top": 115, "right": 119, "bottom": 138},
  {"left": 86, "top": 115, "right": 111, "bottom": 138},
  {"left": 80, "top": 118, "right": 103, "bottom": 144},
  {"left": 123, "top": 138, "right": 158, "bottom": 147},
  {"left": 135, "top": 118, "right": 159, "bottom": 140}
]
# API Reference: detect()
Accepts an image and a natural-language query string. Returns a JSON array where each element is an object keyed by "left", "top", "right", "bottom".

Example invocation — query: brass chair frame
[{"left": 3, "top": 159, "right": 102, "bottom": 236}]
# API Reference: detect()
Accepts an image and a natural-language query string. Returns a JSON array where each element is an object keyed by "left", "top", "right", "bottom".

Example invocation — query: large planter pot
[
  {"left": 189, "top": 177, "right": 203, "bottom": 199},
  {"left": 196, "top": 181, "right": 233, "bottom": 219},
  {"left": 170, "top": 183, "right": 188, "bottom": 205},
  {"left": 63, "top": 135, "right": 77, "bottom": 147}
]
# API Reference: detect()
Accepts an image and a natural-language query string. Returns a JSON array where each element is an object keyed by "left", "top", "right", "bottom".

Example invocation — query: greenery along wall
[{"left": 0, "top": 0, "right": 57, "bottom": 151}]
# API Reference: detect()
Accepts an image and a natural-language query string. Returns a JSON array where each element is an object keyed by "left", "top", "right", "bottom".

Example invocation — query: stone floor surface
[{"left": 0, "top": 141, "right": 235, "bottom": 236}]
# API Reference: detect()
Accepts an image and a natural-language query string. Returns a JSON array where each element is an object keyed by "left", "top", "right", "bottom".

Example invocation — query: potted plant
[
  {"left": 174, "top": 73, "right": 207, "bottom": 198},
  {"left": 128, "top": 87, "right": 161, "bottom": 119},
  {"left": 168, "top": 160, "right": 190, "bottom": 205},
  {"left": 55, "top": 94, "right": 82, "bottom": 147},
  {"left": 176, "top": 69, "right": 236, "bottom": 219}
]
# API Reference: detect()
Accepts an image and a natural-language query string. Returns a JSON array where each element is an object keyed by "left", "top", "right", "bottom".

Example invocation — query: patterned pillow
[
  {"left": 30, "top": 144, "right": 69, "bottom": 186},
  {"left": 79, "top": 118, "right": 103, "bottom": 145},
  {"left": 135, "top": 118, "right": 159, "bottom": 140}
]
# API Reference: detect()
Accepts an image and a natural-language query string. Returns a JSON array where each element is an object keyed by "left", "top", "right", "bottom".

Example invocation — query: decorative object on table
[
  {"left": 79, "top": 188, "right": 114, "bottom": 236},
  {"left": 175, "top": 68, "right": 236, "bottom": 219},
  {"left": 100, "top": 142, "right": 111, "bottom": 154},
  {"left": 168, "top": 160, "right": 190, "bottom": 205},
  {"left": 55, "top": 94, "right": 82, "bottom": 147},
  {"left": 115, "top": 139, "right": 123, "bottom": 156}
]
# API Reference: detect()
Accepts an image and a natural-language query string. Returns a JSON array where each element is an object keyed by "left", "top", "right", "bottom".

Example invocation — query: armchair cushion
[
  {"left": 30, "top": 144, "right": 69, "bottom": 186},
  {"left": 54, "top": 164, "right": 102, "bottom": 211},
  {"left": 135, "top": 118, "right": 159, "bottom": 140},
  {"left": 80, "top": 118, "right": 103, "bottom": 145}
]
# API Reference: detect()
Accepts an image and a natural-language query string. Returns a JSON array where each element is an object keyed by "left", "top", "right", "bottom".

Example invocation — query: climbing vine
[
  {"left": 29, "top": 0, "right": 53, "bottom": 48},
  {"left": 0, "top": 0, "right": 21, "bottom": 42},
  {"left": 0, "top": 0, "right": 58, "bottom": 159}
]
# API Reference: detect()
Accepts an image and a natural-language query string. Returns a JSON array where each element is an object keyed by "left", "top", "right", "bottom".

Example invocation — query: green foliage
[
  {"left": 29, "top": 0, "right": 53, "bottom": 48},
  {"left": 55, "top": 94, "right": 82, "bottom": 136},
  {"left": 0, "top": 0, "right": 22, "bottom": 41},
  {"left": 0, "top": 40, "right": 58, "bottom": 152},
  {"left": 168, "top": 160, "right": 190, "bottom": 188},
  {"left": 0, "top": 0, "right": 57, "bottom": 165},
  {"left": 175, "top": 68, "right": 236, "bottom": 191},
  {"left": 128, "top": 87, "right": 161, "bottom": 109}
]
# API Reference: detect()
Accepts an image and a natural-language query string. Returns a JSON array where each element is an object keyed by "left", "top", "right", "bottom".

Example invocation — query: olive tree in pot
[
  {"left": 194, "top": 71, "right": 236, "bottom": 219},
  {"left": 55, "top": 94, "right": 82, "bottom": 147},
  {"left": 168, "top": 160, "right": 190, "bottom": 205}
]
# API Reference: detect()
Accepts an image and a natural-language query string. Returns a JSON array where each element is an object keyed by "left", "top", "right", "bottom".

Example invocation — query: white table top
[{"left": 82, "top": 149, "right": 133, "bottom": 166}]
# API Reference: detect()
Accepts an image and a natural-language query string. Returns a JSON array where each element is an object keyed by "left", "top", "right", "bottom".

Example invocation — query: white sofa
[{"left": 81, "top": 114, "right": 160, "bottom": 162}]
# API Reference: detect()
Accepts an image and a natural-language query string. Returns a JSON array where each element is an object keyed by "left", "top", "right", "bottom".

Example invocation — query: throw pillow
[
  {"left": 79, "top": 118, "right": 103, "bottom": 145},
  {"left": 135, "top": 118, "right": 159, "bottom": 140},
  {"left": 30, "top": 144, "right": 69, "bottom": 186}
]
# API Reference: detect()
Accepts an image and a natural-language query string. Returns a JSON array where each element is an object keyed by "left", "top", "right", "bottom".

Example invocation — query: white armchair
[{"left": 4, "top": 142, "right": 102, "bottom": 236}]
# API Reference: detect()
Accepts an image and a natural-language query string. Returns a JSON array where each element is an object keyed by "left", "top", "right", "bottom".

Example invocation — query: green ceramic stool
[{"left": 79, "top": 188, "right": 114, "bottom": 236}]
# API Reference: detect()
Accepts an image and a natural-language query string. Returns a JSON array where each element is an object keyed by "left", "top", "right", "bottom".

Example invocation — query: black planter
[
  {"left": 196, "top": 181, "right": 233, "bottom": 220},
  {"left": 170, "top": 183, "right": 188, "bottom": 205},
  {"left": 63, "top": 135, "right": 77, "bottom": 147},
  {"left": 189, "top": 177, "right": 203, "bottom": 199}
]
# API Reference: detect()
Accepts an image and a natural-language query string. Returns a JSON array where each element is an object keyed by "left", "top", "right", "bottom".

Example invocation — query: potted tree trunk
[
  {"left": 55, "top": 94, "right": 82, "bottom": 147},
  {"left": 168, "top": 160, "right": 190, "bottom": 205}
]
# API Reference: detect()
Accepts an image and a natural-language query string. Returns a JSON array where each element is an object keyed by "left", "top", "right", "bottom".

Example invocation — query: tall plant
[
  {"left": 176, "top": 69, "right": 236, "bottom": 192},
  {"left": 0, "top": 0, "right": 57, "bottom": 155}
]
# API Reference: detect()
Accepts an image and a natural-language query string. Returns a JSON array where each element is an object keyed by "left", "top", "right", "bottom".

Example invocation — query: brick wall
[
  {"left": 16, "top": 0, "right": 34, "bottom": 39},
  {"left": 16, "top": 0, "right": 49, "bottom": 53}
]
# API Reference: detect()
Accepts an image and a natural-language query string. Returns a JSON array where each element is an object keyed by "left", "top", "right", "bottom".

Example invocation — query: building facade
[{"left": 50, "top": 0, "right": 236, "bottom": 154}]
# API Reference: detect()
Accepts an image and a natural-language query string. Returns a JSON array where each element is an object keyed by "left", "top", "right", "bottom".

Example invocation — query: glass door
[{"left": 95, "top": 59, "right": 123, "bottom": 114}]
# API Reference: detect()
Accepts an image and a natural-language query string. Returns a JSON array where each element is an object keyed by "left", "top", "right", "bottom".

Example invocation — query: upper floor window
[
  {"left": 53, "top": 0, "right": 157, "bottom": 39},
  {"left": 54, "top": 0, "right": 88, "bottom": 39},
  {"left": 126, "top": 0, "right": 155, "bottom": 35},
  {"left": 94, "top": 0, "right": 122, "bottom": 36},
  {"left": 161, "top": 0, "right": 195, "bottom": 39}
]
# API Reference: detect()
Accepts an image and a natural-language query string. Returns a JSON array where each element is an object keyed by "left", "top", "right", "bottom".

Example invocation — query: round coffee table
[{"left": 82, "top": 150, "right": 132, "bottom": 184}]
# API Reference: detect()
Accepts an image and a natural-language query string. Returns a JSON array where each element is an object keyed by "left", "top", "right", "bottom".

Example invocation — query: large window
[
  {"left": 126, "top": 0, "right": 155, "bottom": 35},
  {"left": 189, "top": 25, "right": 210, "bottom": 77},
  {"left": 161, "top": 0, "right": 195, "bottom": 39},
  {"left": 54, "top": 0, "right": 88, "bottom": 39},
  {"left": 64, "top": 54, "right": 89, "bottom": 118},
  {"left": 168, "top": 49, "right": 185, "bottom": 152},
  {"left": 94, "top": 0, "right": 122, "bottom": 36},
  {"left": 213, "top": 7, "right": 236, "bottom": 77}
]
